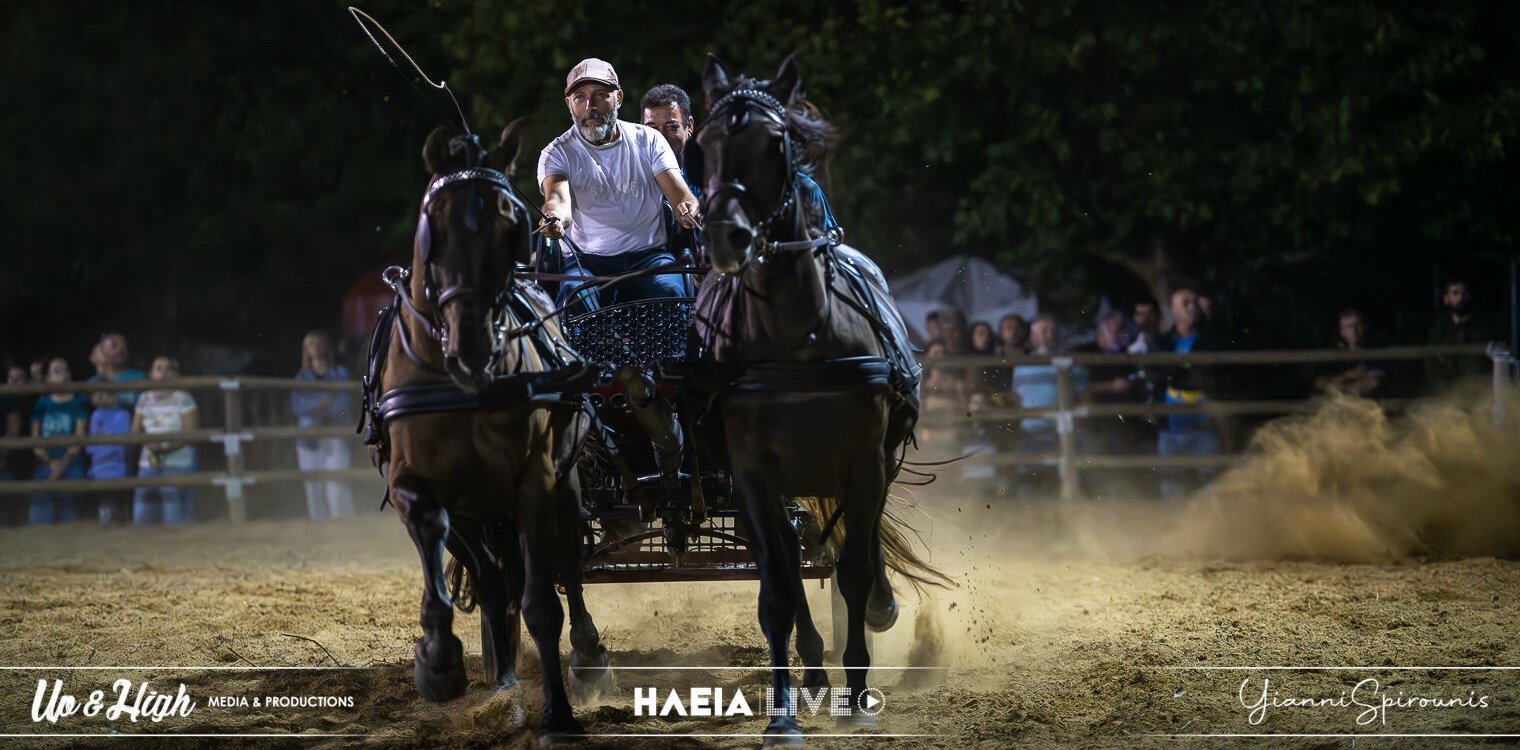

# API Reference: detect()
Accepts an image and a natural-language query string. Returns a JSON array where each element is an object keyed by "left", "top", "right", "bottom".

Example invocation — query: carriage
[
  {"left": 557, "top": 295, "right": 835, "bottom": 585},
  {"left": 358, "top": 46, "right": 936, "bottom": 743}
]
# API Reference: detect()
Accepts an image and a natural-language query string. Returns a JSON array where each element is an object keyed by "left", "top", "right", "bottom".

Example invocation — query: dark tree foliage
[{"left": 2, "top": 0, "right": 1515, "bottom": 365}]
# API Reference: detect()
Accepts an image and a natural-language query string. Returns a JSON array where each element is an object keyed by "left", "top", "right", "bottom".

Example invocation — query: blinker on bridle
[{"left": 389, "top": 163, "right": 530, "bottom": 362}]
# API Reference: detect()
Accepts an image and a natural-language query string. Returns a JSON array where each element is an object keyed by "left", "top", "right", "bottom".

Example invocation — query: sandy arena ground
[{"left": 2, "top": 394, "right": 1518, "bottom": 749}]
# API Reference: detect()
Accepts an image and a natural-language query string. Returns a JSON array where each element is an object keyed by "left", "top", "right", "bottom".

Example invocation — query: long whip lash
[{"left": 348, "top": 6, "right": 473, "bottom": 136}]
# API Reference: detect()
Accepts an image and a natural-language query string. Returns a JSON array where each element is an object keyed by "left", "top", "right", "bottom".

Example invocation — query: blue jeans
[
  {"left": 557, "top": 247, "right": 688, "bottom": 316},
  {"left": 134, "top": 465, "right": 195, "bottom": 525},
  {"left": 1157, "top": 427, "right": 1222, "bottom": 500},
  {"left": 30, "top": 459, "right": 84, "bottom": 525}
]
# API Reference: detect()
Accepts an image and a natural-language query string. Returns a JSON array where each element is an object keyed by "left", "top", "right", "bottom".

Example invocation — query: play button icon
[{"left": 858, "top": 687, "right": 885, "bottom": 716}]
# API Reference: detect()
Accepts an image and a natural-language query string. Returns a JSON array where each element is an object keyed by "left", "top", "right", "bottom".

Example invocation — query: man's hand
[
  {"left": 538, "top": 213, "right": 565, "bottom": 240},
  {"left": 47, "top": 458, "right": 66, "bottom": 480},
  {"left": 676, "top": 199, "right": 703, "bottom": 230}
]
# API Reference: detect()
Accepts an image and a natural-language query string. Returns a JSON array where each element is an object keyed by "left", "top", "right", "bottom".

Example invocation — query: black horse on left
[{"left": 360, "top": 121, "right": 610, "bottom": 743}]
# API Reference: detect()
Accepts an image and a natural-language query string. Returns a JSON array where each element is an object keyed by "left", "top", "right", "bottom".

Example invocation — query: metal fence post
[
  {"left": 220, "top": 379, "right": 248, "bottom": 523},
  {"left": 1493, "top": 344, "right": 1514, "bottom": 429},
  {"left": 1053, "top": 357, "right": 1079, "bottom": 503}
]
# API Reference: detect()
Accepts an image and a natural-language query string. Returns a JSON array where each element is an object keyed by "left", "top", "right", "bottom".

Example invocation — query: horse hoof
[
  {"left": 763, "top": 717, "right": 805, "bottom": 747},
  {"left": 568, "top": 647, "right": 613, "bottom": 705},
  {"left": 537, "top": 718, "right": 585, "bottom": 746},
  {"left": 865, "top": 597, "right": 899, "bottom": 632},
  {"left": 488, "top": 672, "right": 520, "bottom": 692},
  {"left": 836, "top": 711, "right": 879, "bottom": 731},
  {"left": 413, "top": 637, "right": 467, "bottom": 702}
]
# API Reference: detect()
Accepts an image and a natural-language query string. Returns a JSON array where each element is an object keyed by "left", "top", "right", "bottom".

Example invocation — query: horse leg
[
  {"left": 519, "top": 513, "right": 582, "bottom": 743},
  {"left": 735, "top": 467, "right": 805, "bottom": 745},
  {"left": 864, "top": 530, "right": 899, "bottom": 632},
  {"left": 836, "top": 462, "right": 886, "bottom": 730},
  {"left": 794, "top": 576, "right": 829, "bottom": 690},
  {"left": 446, "top": 518, "right": 519, "bottom": 692},
  {"left": 556, "top": 479, "right": 612, "bottom": 703},
  {"left": 392, "top": 477, "right": 467, "bottom": 701}
]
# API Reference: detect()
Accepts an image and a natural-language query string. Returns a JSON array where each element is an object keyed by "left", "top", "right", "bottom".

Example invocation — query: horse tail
[
  {"left": 796, "top": 494, "right": 956, "bottom": 592},
  {"left": 445, "top": 556, "right": 479, "bottom": 613}
]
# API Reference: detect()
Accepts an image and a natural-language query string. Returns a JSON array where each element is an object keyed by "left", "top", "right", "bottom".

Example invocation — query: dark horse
[
  {"left": 693, "top": 55, "right": 951, "bottom": 743},
  {"left": 362, "top": 122, "right": 609, "bottom": 743}
]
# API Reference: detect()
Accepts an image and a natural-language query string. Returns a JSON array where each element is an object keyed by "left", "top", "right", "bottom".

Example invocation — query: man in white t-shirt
[{"left": 537, "top": 58, "right": 702, "bottom": 314}]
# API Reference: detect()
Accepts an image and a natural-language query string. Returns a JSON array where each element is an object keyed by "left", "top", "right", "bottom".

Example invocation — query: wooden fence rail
[{"left": 0, "top": 343, "right": 1512, "bottom": 515}]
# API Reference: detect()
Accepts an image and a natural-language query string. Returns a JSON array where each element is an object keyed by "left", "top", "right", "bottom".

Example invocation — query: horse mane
[{"left": 731, "top": 75, "right": 834, "bottom": 172}]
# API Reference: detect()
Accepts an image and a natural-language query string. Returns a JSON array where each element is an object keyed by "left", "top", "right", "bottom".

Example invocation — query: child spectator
[
  {"left": 86, "top": 389, "right": 133, "bottom": 524},
  {"left": 132, "top": 356, "right": 199, "bottom": 525},
  {"left": 292, "top": 331, "right": 355, "bottom": 520},
  {"left": 1, "top": 363, "right": 32, "bottom": 526},
  {"left": 29, "top": 357, "right": 88, "bottom": 524}
]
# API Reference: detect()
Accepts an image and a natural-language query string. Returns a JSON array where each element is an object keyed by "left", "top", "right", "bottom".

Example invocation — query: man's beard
[{"left": 575, "top": 107, "right": 619, "bottom": 144}]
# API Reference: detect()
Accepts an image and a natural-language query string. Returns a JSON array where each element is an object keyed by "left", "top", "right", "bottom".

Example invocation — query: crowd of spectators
[
  {"left": 1, "top": 330, "right": 355, "bottom": 527},
  {"left": 917, "top": 277, "right": 1504, "bottom": 501}
]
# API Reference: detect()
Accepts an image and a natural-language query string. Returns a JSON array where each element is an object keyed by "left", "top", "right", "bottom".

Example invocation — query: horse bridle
[
  {"left": 386, "top": 164, "right": 532, "bottom": 373},
  {"left": 698, "top": 86, "right": 843, "bottom": 351},
  {"left": 700, "top": 88, "right": 838, "bottom": 259}
]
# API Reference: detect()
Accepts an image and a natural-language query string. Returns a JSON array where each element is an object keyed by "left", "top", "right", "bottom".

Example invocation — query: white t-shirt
[
  {"left": 136, "top": 390, "right": 198, "bottom": 470},
  {"left": 536, "top": 119, "right": 680, "bottom": 257}
]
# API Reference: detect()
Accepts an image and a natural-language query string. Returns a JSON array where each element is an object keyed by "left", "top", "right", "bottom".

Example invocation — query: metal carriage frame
[{"left": 560, "top": 296, "right": 834, "bottom": 585}]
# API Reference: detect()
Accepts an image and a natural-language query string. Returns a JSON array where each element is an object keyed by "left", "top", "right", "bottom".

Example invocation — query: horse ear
[
  {"left": 702, "top": 53, "right": 732, "bottom": 111},
  {"left": 491, "top": 117, "right": 527, "bottom": 177},
  {"left": 769, "top": 52, "right": 802, "bottom": 105},
  {"left": 422, "top": 124, "right": 459, "bottom": 175}
]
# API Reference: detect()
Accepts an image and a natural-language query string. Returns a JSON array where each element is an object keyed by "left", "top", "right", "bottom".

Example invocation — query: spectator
[
  {"left": 1010, "top": 315, "right": 1087, "bottom": 498},
  {"left": 1076, "top": 312, "right": 1152, "bottom": 498},
  {"left": 918, "top": 339, "right": 965, "bottom": 454},
  {"left": 132, "top": 356, "right": 198, "bottom": 525},
  {"left": 86, "top": 389, "right": 133, "bottom": 524},
  {"left": 969, "top": 321, "right": 997, "bottom": 355},
  {"left": 922, "top": 311, "right": 944, "bottom": 347},
  {"left": 967, "top": 320, "right": 1004, "bottom": 394},
  {"left": 940, "top": 308, "right": 970, "bottom": 355},
  {"left": 87, "top": 333, "right": 146, "bottom": 410},
  {"left": 28, "top": 358, "right": 48, "bottom": 384},
  {"left": 292, "top": 331, "right": 355, "bottom": 521},
  {"left": 997, "top": 314, "right": 1029, "bottom": 356},
  {"left": 1425, "top": 277, "right": 1495, "bottom": 390},
  {"left": 1129, "top": 299, "right": 1161, "bottom": 354},
  {"left": 2, "top": 363, "right": 35, "bottom": 526},
  {"left": 1155, "top": 288, "right": 1224, "bottom": 500},
  {"left": 1315, "top": 308, "right": 1389, "bottom": 398},
  {"left": 29, "top": 357, "right": 88, "bottom": 524},
  {"left": 957, "top": 391, "right": 1004, "bottom": 497}
]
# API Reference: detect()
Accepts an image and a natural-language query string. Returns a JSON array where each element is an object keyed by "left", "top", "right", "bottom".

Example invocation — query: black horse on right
[{"left": 692, "top": 53, "right": 952, "bottom": 744}]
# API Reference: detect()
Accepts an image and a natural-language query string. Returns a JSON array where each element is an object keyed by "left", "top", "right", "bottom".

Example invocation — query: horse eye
[{"left": 497, "top": 194, "right": 515, "bottom": 218}]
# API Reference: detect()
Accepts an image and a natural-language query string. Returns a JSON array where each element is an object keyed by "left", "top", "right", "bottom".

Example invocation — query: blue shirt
[
  {"left": 292, "top": 366, "right": 354, "bottom": 448},
  {"left": 87, "top": 406, "right": 132, "bottom": 479},
  {"left": 1164, "top": 334, "right": 1208, "bottom": 431},
  {"left": 88, "top": 369, "right": 147, "bottom": 410},
  {"left": 797, "top": 172, "right": 839, "bottom": 233},
  {"left": 32, "top": 395, "right": 90, "bottom": 460},
  {"left": 1012, "top": 363, "right": 1087, "bottom": 434}
]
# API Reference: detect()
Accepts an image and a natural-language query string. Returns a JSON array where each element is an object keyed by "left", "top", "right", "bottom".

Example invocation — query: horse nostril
[{"left": 725, "top": 226, "right": 753, "bottom": 251}]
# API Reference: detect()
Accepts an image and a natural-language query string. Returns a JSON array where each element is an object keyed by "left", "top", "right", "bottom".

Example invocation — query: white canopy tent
[{"left": 887, "top": 255, "right": 1040, "bottom": 342}]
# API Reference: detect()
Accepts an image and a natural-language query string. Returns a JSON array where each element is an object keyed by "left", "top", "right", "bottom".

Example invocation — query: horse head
[
  {"left": 415, "top": 120, "right": 530, "bottom": 390},
  {"left": 697, "top": 53, "right": 805, "bottom": 274}
]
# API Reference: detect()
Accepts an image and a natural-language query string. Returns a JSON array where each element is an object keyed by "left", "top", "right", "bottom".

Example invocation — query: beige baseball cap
[{"left": 564, "top": 58, "right": 620, "bottom": 95}]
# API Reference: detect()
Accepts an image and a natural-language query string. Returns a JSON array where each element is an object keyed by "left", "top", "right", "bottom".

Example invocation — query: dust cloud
[{"left": 909, "top": 386, "right": 1520, "bottom": 566}]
